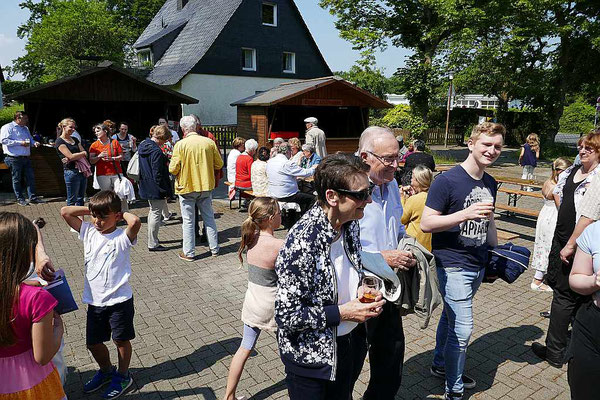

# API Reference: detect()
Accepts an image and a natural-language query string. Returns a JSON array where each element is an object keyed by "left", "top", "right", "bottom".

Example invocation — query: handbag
[
  {"left": 485, "top": 242, "right": 530, "bottom": 283},
  {"left": 127, "top": 151, "right": 140, "bottom": 181}
]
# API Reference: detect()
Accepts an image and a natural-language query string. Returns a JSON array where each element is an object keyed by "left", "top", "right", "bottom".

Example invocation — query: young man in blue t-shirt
[{"left": 421, "top": 122, "right": 504, "bottom": 400}]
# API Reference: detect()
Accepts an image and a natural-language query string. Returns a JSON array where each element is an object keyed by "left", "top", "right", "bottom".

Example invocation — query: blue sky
[{"left": 0, "top": 0, "right": 411, "bottom": 80}]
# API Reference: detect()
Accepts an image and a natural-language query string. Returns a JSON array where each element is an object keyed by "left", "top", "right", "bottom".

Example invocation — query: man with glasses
[{"left": 357, "top": 126, "right": 416, "bottom": 400}]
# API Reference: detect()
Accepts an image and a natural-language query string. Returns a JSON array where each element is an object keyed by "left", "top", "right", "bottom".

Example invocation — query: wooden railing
[
  {"left": 204, "top": 125, "right": 238, "bottom": 164},
  {"left": 391, "top": 128, "right": 462, "bottom": 146}
]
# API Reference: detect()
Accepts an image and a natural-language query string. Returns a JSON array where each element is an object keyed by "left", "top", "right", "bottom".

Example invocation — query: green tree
[
  {"left": 320, "top": 0, "right": 481, "bottom": 121},
  {"left": 381, "top": 104, "right": 427, "bottom": 136},
  {"left": 559, "top": 96, "right": 595, "bottom": 135},
  {"left": 336, "top": 65, "right": 391, "bottom": 99}
]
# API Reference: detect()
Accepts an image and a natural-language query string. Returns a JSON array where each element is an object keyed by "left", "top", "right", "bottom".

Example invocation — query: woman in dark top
[
  {"left": 56, "top": 118, "right": 88, "bottom": 205},
  {"left": 400, "top": 139, "right": 435, "bottom": 186},
  {"left": 532, "top": 131, "right": 600, "bottom": 368},
  {"left": 138, "top": 125, "right": 173, "bottom": 251}
]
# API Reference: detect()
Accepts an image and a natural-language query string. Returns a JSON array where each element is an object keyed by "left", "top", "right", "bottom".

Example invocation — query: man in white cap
[{"left": 304, "top": 117, "right": 327, "bottom": 159}]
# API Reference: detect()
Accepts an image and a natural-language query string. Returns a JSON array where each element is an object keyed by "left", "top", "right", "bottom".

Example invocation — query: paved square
[{"left": 1, "top": 163, "right": 570, "bottom": 399}]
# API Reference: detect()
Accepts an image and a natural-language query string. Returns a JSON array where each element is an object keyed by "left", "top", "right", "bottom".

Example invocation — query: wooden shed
[
  {"left": 231, "top": 76, "right": 392, "bottom": 152},
  {"left": 8, "top": 61, "right": 198, "bottom": 140}
]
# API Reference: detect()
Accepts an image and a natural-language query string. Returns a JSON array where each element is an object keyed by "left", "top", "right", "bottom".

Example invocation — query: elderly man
[
  {"left": 169, "top": 115, "right": 223, "bottom": 260},
  {"left": 304, "top": 117, "right": 327, "bottom": 158},
  {"left": 266, "top": 142, "right": 315, "bottom": 213},
  {"left": 0, "top": 111, "right": 43, "bottom": 206},
  {"left": 158, "top": 117, "right": 180, "bottom": 143},
  {"left": 357, "top": 126, "right": 416, "bottom": 400}
]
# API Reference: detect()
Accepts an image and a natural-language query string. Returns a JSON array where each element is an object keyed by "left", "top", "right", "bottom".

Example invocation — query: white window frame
[
  {"left": 262, "top": 2, "right": 277, "bottom": 27},
  {"left": 242, "top": 48, "right": 257, "bottom": 71},
  {"left": 137, "top": 48, "right": 153, "bottom": 68},
  {"left": 283, "top": 52, "right": 295, "bottom": 74}
]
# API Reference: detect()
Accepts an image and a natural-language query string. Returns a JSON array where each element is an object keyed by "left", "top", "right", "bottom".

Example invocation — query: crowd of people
[{"left": 1, "top": 109, "right": 600, "bottom": 400}]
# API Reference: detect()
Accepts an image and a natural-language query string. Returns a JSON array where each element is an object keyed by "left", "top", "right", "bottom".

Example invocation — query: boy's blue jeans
[{"left": 432, "top": 265, "right": 485, "bottom": 395}]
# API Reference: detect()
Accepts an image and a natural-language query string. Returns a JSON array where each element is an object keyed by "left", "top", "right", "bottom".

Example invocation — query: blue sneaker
[
  {"left": 102, "top": 371, "right": 133, "bottom": 399},
  {"left": 83, "top": 366, "right": 115, "bottom": 393}
]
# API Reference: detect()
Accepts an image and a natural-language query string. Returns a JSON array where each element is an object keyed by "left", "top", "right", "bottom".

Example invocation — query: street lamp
[{"left": 444, "top": 71, "right": 455, "bottom": 148}]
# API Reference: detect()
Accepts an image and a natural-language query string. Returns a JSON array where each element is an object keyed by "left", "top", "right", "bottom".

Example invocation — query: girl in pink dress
[{"left": 0, "top": 212, "right": 65, "bottom": 400}]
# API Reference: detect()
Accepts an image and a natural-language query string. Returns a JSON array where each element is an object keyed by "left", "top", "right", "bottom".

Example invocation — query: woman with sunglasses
[
  {"left": 275, "top": 153, "right": 385, "bottom": 400},
  {"left": 532, "top": 131, "right": 600, "bottom": 368},
  {"left": 530, "top": 157, "right": 572, "bottom": 292}
]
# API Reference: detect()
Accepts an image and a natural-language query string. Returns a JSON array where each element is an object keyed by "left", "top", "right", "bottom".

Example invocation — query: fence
[
  {"left": 204, "top": 125, "right": 238, "bottom": 164},
  {"left": 391, "top": 128, "right": 461, "bottom": 146}
]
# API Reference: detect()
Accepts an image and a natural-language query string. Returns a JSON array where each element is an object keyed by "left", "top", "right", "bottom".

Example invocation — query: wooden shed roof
[
  {"left": 8, "top": 61, "right": 198, "bottom": 104},
  {"left": 231, "top": 76, "right": 391, "bottom": 109}
]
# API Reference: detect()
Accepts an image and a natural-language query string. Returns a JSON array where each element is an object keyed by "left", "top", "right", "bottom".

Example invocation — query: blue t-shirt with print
[{"left": 425, "top": 165, "right": 497, "bottom": 270}]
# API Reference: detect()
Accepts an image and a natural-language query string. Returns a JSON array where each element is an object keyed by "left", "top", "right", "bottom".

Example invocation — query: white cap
[{"left": 304, "top": 117, "right": 318, "bottom": 124}]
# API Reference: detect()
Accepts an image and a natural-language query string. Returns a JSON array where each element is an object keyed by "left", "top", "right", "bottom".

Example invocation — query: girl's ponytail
[{"left": 238, "top": 216, "right": 259, "bottom": 264}]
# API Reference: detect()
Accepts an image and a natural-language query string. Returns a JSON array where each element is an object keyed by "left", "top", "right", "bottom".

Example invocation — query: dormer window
[
  {"left": 177, "top": 0, "right": 189, "bottom": 11},
  {"left": 283, "top": 52, "right": 295, "bottom": 73},
  {"left": 242, "top": 48, "right": 256, "bottom": 71},
  {"left": 137, "top": 48, "right": 153, "bottom": 68},
  {"left": 262, "top": 3, "right": 277, "bottom": 26}
]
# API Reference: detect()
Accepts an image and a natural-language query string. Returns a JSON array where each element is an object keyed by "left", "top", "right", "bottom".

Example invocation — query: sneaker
[
  {"left": 17, "top": 199, "right": 29, "bottom": 206},
  {"left": 211, "top": 250, "right": 219, "bottom": 257},
  {"left": 531, "top": 342, "right": 563, "bottom": 368},
  {"left": 84, "top": 366, "right": 115, "bottom": 393},
  {"left": 162, "top": 212, "right": 177, "bottom": 221},
  {"left": 178, "top": 252, "right": 195, "bottom": 262},
  {"left": 28, "top": 197, "right": 46, "bottom": 204},
  {"left": 102, "top": 371, "right": 133, "bottom": 399},
  {"left": 430, "top": 366, "right": 476, "bottom": 390},
  {"left": 148, "top": 245, "right": 168, "bottom": 252},
  {"left": 444, "top": 392, "right": 463, "bottom": 400}
]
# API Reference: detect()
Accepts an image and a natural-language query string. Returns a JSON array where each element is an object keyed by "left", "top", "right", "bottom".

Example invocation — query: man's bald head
[{"left": 358, "top": 126, "right": 396, "bottom": 154}]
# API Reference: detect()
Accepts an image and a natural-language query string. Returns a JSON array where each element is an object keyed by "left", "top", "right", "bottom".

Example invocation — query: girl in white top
[{"left": 223, "top": 197, "right": 283, "bottom": 400}]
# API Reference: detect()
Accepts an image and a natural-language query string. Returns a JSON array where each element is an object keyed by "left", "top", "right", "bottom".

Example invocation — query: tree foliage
[
  {"left": 381, "top": 104, "right": 427, "bottom": 136},
  {"left": 336, "top": 65, "right": 399, "bottom": 100},
  {"left": 10, "top": 0, "right": 165, "bottom": 83},
  {"left": 559, "top": 97, "right": 595, "bottom": 135}
]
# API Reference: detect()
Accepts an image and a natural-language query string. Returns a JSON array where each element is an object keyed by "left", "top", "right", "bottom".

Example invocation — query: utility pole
[{"left": 444, "top": 72, "right": 454, "bottom": 148}]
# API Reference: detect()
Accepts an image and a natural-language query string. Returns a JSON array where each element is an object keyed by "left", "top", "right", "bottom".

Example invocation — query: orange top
[{"left": 89, "top": 139, "right": 123, "bottom": 176}]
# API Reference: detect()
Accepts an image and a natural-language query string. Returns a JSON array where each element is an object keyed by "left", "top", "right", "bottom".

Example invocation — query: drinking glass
[{"left": 360, "top": 276, "right": 381, "bottom": 303}]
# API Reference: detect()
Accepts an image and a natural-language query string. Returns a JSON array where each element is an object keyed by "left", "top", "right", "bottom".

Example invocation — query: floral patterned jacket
[
  {"left": 275, "top": 203, "right": 363, "bottom": 381},
  {"left": 553, "top": 164, "right": 600, "bottom": 221}
]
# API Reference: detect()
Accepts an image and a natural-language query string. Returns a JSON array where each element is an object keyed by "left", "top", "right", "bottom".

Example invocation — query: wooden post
[{"left": 444, "top": 80, "right": 453, "bottom": 148}]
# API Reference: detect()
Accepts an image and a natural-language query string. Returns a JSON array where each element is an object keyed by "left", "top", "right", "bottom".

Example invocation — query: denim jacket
[{"left": 275, "top": 203, "right": 363, "bottom": 381}]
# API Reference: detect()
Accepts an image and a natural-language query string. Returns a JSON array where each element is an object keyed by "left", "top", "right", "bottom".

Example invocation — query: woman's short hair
[
  {"left": 58, "top": 118, "right": 76, "bottom": 130},
  {"left": 413, "top": 139, "right": 426, "bottom": 152},
  {"left": 470, "top": 122, "right": 506, "bottom": 142},
  {"left": 289, "top": 137, "right": 301, "bottom": 149},
  {"left": 412, "top": 165, "right": 433, "bottom": 191},
  {"left": 314, "top": 153, "right": 370, "bottom": 203},
  {"left": 103, "top": 120, "right": 116, "bottom": 133},
  {"left": 302, "top": 143, "right": 315, "bottom": 153},
  {"left": 578, "top": 130, "right": 600, "bottom": 153},
  {"left": 257, "top": 147, "right": 270, "bottom": 161},
  {"left": 245, "top": 139, "right": 258, "bottom": 152},
  {"left": 152, "top": 125, "right": 172, "bottom": 141},
  {"left": 232, "top": 137, "right": 246, "bottom": 149}
]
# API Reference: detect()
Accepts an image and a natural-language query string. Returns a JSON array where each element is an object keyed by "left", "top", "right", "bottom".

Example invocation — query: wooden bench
[
  {"left": 225, "top": 181, "right": 255, "bottom": 209},
  {"left": 495, "top": 203, "right": 540, "bottom": 218},
  {"left": 0, "top": 162, "right": 8, "bottom": 170},
  {"left": 496, "top": 229, "right": 520, "bottom": 240}
]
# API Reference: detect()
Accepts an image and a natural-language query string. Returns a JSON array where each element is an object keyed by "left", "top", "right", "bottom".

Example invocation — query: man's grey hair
[
  {"left": 245, "top": 138, "right": 258, "bottom": 152},
  {"left": 302, "top": 143, "right": 315, "bottom": 153},
  {"left": 189, "top": 113, "right": 201, "bottom": 126},
  {"left": 358, "top": 126, "right": 396, "bottom": 153},
  {"left": 273, "top": 137, "right": 284, "bottom": 145},
  {"left": 278, "top": 143, "right": 290, "bottom": 154},
  {"left": 180, "top": 115, "right": 196, "bottom": 132}
]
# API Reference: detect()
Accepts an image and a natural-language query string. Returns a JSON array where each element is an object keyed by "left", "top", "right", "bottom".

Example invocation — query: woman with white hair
[
  {"left": 236, "top": 139, "right": 258, "bottom": 209},
  {"left": 300, "top": 143, "right": 321, "bottom": 169}
]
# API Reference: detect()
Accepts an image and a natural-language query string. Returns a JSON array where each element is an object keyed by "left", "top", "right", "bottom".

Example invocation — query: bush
[
  {"left": 382, "top": 105, "right": 428, "bottom": 137},
  {"left": 541, "top": 141, "right": 577, "bottom": 162},
  {"left": 559, "top": 97, "right": 595, "bottom": 135},
  {"left": 0, "top": 103, "right": 23, "bottom": 127},
  {"left": 1, "top": 80, "right": 30, "bottom": 96}
]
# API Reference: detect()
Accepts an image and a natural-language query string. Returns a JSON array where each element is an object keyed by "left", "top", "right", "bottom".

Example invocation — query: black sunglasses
[{"left": 335, "top": 183, "right": 375, "bottom": 201}]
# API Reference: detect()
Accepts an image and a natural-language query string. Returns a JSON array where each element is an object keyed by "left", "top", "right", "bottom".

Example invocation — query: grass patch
[
  {"left": 0, "top": 103, "right": 23, "bottom": 127},
  {"left": 541, "top": 142, "right": 577, "bottom": 162},
  {"left": 432, "top": 153, "right": 458, "bottom": 165}
]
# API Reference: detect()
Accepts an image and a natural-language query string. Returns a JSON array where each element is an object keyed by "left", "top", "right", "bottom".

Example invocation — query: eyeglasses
[
  {"left": 336, "top": 183, "right": 375, "bottom": 201},
  {"left": 367, "top": 151, "right": 399, "bottom": 166},
  {"left": 577, "top": 145, "right": 596, "bottom": 154}
]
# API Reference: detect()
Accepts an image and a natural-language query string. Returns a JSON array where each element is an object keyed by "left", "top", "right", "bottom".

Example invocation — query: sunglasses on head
[{"left": 335, "top": 183, "right": 375, "bottom": 201}]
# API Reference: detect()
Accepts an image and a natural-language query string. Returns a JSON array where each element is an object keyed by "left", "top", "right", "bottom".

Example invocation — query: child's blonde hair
[
  {"left": 412, "top": 165, "right": 433, "bottom": 192},
  {"left": 551, "top": 157, "right": 572, "bottom": 183},
  {"left": 526, "top": 133, "right": 540, "bottom": 152}
]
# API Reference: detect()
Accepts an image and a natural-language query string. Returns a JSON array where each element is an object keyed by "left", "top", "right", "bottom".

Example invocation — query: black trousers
[
  {"left": 286, "top": 324, "right": 367, "bottom": 400},
  {"left": 277, "top": 191, "right": 315, "bottom": 214},
  {"left": 363, "top": 302, "right": 405, "bottom": 400},
  {"left": 568, "top": 301, "right": 600, "bottom": 400},
  {"left": 545, "top": 236, "right": 586, "bottom": 363}
]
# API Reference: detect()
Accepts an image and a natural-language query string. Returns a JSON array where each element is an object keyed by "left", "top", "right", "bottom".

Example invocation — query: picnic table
[{"left": 493, "top": 175, "right": 544, "bottom": 218}]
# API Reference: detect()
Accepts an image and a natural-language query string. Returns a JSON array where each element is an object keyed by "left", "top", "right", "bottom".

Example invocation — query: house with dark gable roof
[{"left": 134, "top": 0, "right": 332, "bottom": 125}]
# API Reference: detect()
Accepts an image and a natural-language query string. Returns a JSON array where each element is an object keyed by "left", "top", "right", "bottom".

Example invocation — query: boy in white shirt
[{"left": 61, "top": 190, "right": 141, "bottom": 399}]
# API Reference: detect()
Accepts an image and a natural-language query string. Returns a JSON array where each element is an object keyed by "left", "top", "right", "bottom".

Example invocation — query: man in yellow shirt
[{"left": 169, "top": 115, "right": 224, "bottom": 260}]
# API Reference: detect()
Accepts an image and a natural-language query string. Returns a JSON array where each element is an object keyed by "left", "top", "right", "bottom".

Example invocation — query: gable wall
[{"left": 189, "top": 0, "right": 331, "bottom": 79}]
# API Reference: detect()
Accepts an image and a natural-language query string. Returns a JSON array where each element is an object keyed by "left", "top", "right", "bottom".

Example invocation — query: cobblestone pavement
[{"left": 0, "top": 160, "right": 570, "bottom": 400}]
